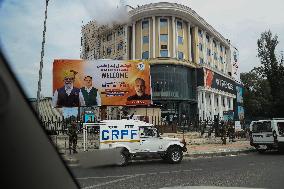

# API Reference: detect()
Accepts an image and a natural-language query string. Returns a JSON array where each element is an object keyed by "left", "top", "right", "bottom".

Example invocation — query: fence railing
[{"left": 39, "top": 116, "right": 247, "bottom": 137}]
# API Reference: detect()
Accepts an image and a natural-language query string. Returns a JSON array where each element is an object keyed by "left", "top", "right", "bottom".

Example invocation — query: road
[{"left": 71, "top": 151, "right": 284, "bottom": 189}]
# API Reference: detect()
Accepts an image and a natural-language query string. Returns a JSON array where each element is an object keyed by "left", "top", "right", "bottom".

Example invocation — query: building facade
[{"left": 81, "top": 2, "right": 239, "bottom": 122}]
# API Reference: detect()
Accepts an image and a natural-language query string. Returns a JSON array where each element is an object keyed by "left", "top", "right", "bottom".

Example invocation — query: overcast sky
[{"left": 0, "top": 0, "right": 284, "bottom": 98}]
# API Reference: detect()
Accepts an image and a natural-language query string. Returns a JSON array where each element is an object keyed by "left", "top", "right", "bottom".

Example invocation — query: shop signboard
[{"left": 197, "top": 68, "right": 236, "bottom": 94}]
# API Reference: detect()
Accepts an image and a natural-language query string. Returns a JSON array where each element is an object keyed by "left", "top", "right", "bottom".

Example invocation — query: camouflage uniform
[{"left": 68, "top": 122, "right": 78, "bottom": 153}]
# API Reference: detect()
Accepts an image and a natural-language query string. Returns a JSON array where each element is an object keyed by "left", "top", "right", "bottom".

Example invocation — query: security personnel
[
  {"left": 220, "top": 121, "right": 227, "bottom": 145},
  {"left": 67, "top": 120, "right": 78, "bottom": 153}
]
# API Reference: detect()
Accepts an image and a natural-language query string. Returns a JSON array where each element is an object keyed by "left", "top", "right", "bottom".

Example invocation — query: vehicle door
[
  {"left": 139, "top": 127, "right": 162, "bottom": 152},
  {"left": 252, "top": 121, "right": 273, "bottom": 143}
]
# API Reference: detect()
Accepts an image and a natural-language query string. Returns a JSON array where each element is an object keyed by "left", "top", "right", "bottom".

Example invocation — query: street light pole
[{"left": 36, "top": 0, "right": 49, "bottom": 115}]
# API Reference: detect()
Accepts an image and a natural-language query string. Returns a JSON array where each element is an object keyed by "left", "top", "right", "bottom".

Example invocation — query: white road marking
[
  {"left": 82, "top": 175, "right": 139, "bottom": 189},
  {"left": 78, "top": 168, "right": 203, "bottom": 180}
]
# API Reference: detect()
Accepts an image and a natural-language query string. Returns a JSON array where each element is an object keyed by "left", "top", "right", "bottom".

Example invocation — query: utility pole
[{"left": 36, "top": 0, "right": 49, "bottom": 114}]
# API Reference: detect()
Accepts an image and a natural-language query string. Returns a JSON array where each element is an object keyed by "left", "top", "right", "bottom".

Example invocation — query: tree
[
  {"left": 241, "top": 69, "right": 272, "bottom": 119},
  {"left": 257, "top": 31, "right": 284, "bottom": 117}
]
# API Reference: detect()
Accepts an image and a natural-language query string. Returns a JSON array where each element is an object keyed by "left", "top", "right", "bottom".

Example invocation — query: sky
[{"left": 0, "top": 0, "right": 284, "bottom": 98}]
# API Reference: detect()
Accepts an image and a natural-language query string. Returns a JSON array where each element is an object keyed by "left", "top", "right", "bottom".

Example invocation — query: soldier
[
  {"left": 220, "top": 120, "right": 227, "bottom": 145},
  {"left": 228, "top": 121, "right": 236, "bottom": 142},
  {"left": 67, "top": 120, "right": 78, "bottom": 153}
]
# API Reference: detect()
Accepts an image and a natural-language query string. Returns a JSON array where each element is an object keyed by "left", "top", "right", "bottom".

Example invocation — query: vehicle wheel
[
  {"left": 166, "top": 146, "right": 183, "bottom": 164},
  {"left": 117, "top": 150, "right": 129, "bottom": 166}
]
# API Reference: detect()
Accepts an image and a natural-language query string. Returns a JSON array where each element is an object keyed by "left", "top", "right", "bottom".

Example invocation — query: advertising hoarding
[
  {"left": 230, "top": 45, "right": 240, "bottom": 82},
  {"left": 197, "top": 68, "right": 236, "bottom": 94},
  {"left": 53, "top": 59, "right": 152, "bottom": 107}
]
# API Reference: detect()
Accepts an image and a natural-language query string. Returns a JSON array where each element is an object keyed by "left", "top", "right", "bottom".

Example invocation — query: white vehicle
[
  {"left": 83, "top": 119, "right": 187, "bottom": 165},
  {"left": 249, "top": 118, "right": 284, "bottom": 153}
]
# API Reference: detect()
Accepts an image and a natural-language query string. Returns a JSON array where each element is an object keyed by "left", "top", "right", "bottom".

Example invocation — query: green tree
[
  {"left": 240, "top": 69, "right": 272, "bottom": 119},
  {"left": 257, "top": 31, "right": 284, "bottom": 117}
]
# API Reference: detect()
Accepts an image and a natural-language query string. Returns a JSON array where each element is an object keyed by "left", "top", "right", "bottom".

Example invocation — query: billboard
[
  {"left": 236, "top": 85, "right": 244, "bottom": 104},
  {"left": 53, "top": 59, "right": 152, "bottom": 107},
  {"left": 223, "top": 110, "right": 234, "bottom": 122},
  {"left": 197, "top": 68, "right": 236, "bottom": 94},
  {"left": 237, "top": 106, "right": 244, "bottom": 121},
  {"left": 230, "top": 45, "right": 240, "bottom": 82}
]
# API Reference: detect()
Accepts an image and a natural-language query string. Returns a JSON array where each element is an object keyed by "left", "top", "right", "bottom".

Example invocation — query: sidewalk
[{"left": 53, "top": 132, "right": 255, "bottom": 165}]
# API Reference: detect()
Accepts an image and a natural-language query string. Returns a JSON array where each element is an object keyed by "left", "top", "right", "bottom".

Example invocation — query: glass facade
[
  {"left": 150, "top": 64, "right": 197, "bottom": 122},
  {"left": 151, "top": 65, "right": 196, "bottom": 100}
]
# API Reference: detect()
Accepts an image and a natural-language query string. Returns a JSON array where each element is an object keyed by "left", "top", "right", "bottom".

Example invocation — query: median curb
[{"left": 184, "top": 148, "right": 256, "bottom": 159}]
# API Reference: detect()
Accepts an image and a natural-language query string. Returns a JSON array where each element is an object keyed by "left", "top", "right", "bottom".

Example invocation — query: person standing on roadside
[
  {"left": 67, "top": 120, "right": 78, "bottom": 154},
  {"left": 220, "top": 121, "right": 227, "bottom": 145}
]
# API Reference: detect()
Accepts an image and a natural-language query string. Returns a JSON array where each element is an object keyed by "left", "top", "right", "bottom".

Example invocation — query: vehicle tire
[
  {"left": 117, "top": 150, "right": 129, "bottom": 166},
  {"left": 166, "top": 146, "right": 183, "bottom": 164}
]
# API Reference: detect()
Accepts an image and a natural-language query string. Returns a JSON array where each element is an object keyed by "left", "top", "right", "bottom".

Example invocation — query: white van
[
  {"left": 83, "top": 119, "right": 187, "bottom": 165},
  {"left": 249, "top": 118, "right": 284, "bottom": 152}
]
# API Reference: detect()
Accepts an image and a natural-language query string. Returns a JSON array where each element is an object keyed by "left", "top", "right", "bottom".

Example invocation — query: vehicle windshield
[
  {"left": 2, "top": 0, "right": 284, "bottom": 188},
  {"left": 252, "top": 121, "right": 272, "bottom": 133}
]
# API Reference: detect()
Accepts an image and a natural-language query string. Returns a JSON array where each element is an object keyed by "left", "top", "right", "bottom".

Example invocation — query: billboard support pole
[{"left": 36, "top": 0, "right": 49, "bottom": 114}]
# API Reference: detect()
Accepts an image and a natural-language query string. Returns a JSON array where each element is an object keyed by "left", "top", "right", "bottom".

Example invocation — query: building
[{"left": 81, "top": 2, "right": 239, "bottom": 122}]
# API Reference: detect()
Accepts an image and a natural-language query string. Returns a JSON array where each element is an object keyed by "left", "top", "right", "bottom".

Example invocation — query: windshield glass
[{"left": 252, "top": 121, "right": 272, "bottom": 133}]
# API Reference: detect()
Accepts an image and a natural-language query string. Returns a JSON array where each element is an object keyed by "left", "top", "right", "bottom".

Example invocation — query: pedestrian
[
  {"left": 228, "top": 121, "right": 235, "bottom": 142},
  {"left": 68, "top": 120, "right": 78, "bottom": 154},
  {"left": 220, "top": 121, "right": 227, "bottom": 145}
]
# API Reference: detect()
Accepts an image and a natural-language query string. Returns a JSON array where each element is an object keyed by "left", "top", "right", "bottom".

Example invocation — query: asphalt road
[{"left": 71, "top": 151, "right": 284, "bottom": 189}]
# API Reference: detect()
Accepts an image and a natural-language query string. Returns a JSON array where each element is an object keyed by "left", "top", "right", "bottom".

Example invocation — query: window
[
  {"left": 117, "top": 28, "right": 123, "bottom": 36},
  {"left": 199, "top": 57, "right": 204, "bottom": 64},
  {"left": 107, "top": 34, "right": 112, "bottom": 41},
  {"left": 177, "top": 21, "right": 182, "bottom": 29},
  {"left": 143, "top": 35, "right": 149, "bottom": 44},
  {"left": 178, "top": 51, "right": 184, "bottom": 60},
  {"left": 160, "top": 18, "right": 167, "bottom": 27},
  {"left": 213, "top": 40, "right": 216, "bottom": 47},
  {"left": 178, "top": 36, "right": 183, "bottom": 44},
  {"left": 199, "top": 43, "right": 203, "bottom": 51},
  {"left": 107, "top": 47, "right": 112, "bottom": 55},
  {"left": 220, "top": 56, "right": 223, "bottom": 63},
  {"left": 142, "top": 51, "right": 149, "bottom": 59},
  {"left": 117, "top": 42, "right": 123, "bottom": 51},
  {"left": 207, "top": 48, "right": 211, "bottom": 56},
  {"left": 252, "top": 121, "right": 272, "bottom": 133},
  {"left": 214, "top": 52, "right": 217, "bottom": 60},
  {"left": 161, "top": 45, "right": 167, "bottom": 49},
  {"left": 198, "top": 29, "right": 203, "bottom": 38},
  {"left": 206, "top": 35, "right": 210, "bottom": 43},
  {"left": 160, "top": 34, "right": 168, "bottom": 42},
  {"left": 220, "top": 46, "right": 223, "bottom": 52},
  {"left": 160, "top": 50, "right": 168, "bottom": 57},
  {"left": 142, "top": 20, "right": 149, "bottom": 29}
]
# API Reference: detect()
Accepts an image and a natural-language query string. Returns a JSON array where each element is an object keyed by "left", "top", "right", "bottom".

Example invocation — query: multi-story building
[{"left": 81, "top": 2, "right": 240, "bottom": 122}]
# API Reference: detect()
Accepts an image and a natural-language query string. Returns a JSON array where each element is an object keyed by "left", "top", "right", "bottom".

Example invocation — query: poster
[
  {"left": 197, "top": 68, "right": 236, "bottom": 94},
  {"left": 53, "top": 59, "right": 152, "bottom": 107},
  {"left": 223, "top": 110, "right": 234, "bottom": 122}
]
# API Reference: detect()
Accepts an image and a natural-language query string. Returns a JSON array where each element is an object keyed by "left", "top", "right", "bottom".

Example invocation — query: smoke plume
[{"left": 82, "top": 0, "right": 129, "bottom": 26}]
